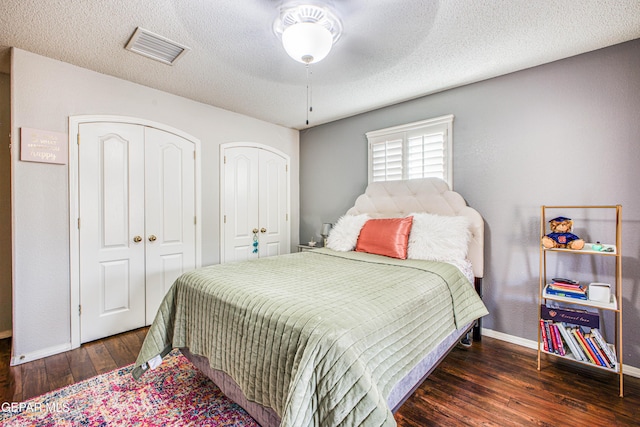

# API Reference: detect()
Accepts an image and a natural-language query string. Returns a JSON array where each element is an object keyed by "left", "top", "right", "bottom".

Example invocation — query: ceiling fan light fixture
[
  {"left": 274, "top": 3, "right": 342, "bottom": 64},
  {"left": 282, "top": 22, "right": 333, "bottom": 64}
]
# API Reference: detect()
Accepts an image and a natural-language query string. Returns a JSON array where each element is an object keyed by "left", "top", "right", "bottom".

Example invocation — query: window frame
[{"left": 366, "top": 114, "right": 454, "bottom": 187}]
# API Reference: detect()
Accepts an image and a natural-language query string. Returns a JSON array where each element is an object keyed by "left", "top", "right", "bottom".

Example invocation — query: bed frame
[{"left": 184, "top": 177, "right": 484, "bottom": 426}]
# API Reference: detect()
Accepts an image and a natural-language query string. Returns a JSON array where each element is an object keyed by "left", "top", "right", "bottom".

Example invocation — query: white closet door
[
  {"left": 222, "top": 146, "right": 289, "bottom": 263},
  {"left": 223, "top": 147, "right": 260, "bottom": 263},
  {"left": 144, "top": 127, "right": 196, "bottom": 325},
  {"left": 79, "top": 123, "right": 146, "bottom": 343},
  {"left": 79, "top": 123, "right": 197, "bottom": 341},
  {"left": 258, "top": 149, "right": 289, "bottom": 257}
]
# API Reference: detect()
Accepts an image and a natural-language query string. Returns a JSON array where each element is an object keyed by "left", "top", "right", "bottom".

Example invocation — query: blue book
[
  {"left": 585, "top": 336, "right": 607, "bottom": 367},
  {"left": 545, "top": 287, "right": 588, "bottom": 300}
]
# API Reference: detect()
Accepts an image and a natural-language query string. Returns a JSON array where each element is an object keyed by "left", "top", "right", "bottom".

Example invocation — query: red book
[
  {"left": 543, "top": 321, "right": 554, "bottom": 352},
  {"left": 551, "top": 324, "right": 566, "bottom": 356},
  {"left": 540, "top": 319, "right": 549, "bottom": 352},
  {"left": 549, "top": 323, "right": 559, "bottom": 353},
  {"left": 586, "top": 335, "right": 611, "bottom": 368},
  {"left": 574, "top": 328, "right": 602, "bottom": 366},
  {"left": 549, "top": 283, "right": 586, "bottom": 293},
  {"left": 572, "top": 329, "right": 596, "bottom": 364}
]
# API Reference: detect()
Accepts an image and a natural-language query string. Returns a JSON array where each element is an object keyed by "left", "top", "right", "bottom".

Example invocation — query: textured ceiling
[{"left": 1, "top": 0, "right": 639, "bottom": 129}]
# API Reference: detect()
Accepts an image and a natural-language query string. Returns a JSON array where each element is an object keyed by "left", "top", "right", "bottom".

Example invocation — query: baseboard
[
  {"left": 0, "top": 330, "right": 12, "bottom": 339},
  {"left": 10, "top": 342, "right": 72, "bottom": 366},
  {"left": 482, "top": 328, "right": 640, "bottom": 379}
]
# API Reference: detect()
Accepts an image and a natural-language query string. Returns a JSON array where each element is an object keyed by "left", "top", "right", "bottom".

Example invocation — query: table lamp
[{"left": 321, "top": 223, "right": 332, "bottom": 247}]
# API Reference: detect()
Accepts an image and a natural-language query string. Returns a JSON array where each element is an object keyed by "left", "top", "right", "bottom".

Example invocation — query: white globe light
[{"left": 282, "top": 22, "right": 333, "bottom": 64}]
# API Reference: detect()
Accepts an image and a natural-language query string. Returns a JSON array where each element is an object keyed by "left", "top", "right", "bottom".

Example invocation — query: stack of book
[
  {"left": 544, "top": 278, "right": 587, "bottom": 300},
  {"left": 540, "top": 320, "right": 617, "bottom": 370}
]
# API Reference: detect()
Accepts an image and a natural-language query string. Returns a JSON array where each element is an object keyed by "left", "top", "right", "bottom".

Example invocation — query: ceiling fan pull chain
[
  {"left": 305, "top": 64, "right": 311, "bottom": 125},
  {"left": 309, "top": 65, "right": 313, "bottom": 114}
]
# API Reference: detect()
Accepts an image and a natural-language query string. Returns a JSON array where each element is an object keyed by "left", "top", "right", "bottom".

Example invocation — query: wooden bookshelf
[{"left": 537, "top": 205, "right": 623, "bottom": 397}]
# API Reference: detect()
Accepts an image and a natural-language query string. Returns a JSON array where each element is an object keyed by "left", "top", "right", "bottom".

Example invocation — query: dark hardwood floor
[
  {"left": 0, "top": 327, "right": 148, "bottom": 403},
  {"left": 1, "top": 330, "right": 638, "bottom": 426}
]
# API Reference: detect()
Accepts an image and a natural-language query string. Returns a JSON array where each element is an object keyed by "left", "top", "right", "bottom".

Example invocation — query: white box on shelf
[{"left": 588, "top": 282, "right": 611, "bottom": 303}]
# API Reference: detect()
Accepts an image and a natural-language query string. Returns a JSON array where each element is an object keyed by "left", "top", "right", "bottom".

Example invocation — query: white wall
[
  {"left": 0, "top": 72, "right": 10, "bottom": 338},
  {"left": 10, "top": 48, "right": 299, "bottom": 363}
]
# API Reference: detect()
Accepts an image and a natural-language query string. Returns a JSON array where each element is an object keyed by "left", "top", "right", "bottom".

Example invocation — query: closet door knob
[
  {"left": 133, "top": 236, "right": 142, "bottom": 243},
  {"left": 252, "top": 228, "right": 259, "bottom": 234},
  {"left": 260, "top": 228, "right": 267, "bottom": 233},
  {"left": 148, "top": 235, "right": 157, "bottom": 242}
]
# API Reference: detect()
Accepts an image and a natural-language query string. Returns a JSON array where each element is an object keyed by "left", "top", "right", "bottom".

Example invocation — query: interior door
[
  {"left": 222, "top": 146, "right": 289, "bottom": 263},
  {"left": 144, "top": 127, "right": 196, "bottom": 325},
  {"left": 223, "top": 147, "right": 260, "bottom": 263},
  {"left": 79, "top": 122, "right": 146, "bottom": 343},
  {"left": 258, "top": 149, "right": 288, "bottom": 257},
  {"left": 79, "top": 123, "right": 197, "bottom": 341}
]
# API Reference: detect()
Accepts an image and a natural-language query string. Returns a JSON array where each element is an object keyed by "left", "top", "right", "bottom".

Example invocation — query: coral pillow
[{"left": 355, "top": 217, "right": 414, "bottom": 259}]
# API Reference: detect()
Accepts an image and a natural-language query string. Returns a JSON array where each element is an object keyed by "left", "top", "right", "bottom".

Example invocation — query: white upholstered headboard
[{"left": 345, "top": 178, "right": 484, "bottom": 278}]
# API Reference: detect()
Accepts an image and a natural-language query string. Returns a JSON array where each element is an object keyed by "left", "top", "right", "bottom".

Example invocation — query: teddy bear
[{"left": 541, "top": 216, "right": 585, "bottom": 250}]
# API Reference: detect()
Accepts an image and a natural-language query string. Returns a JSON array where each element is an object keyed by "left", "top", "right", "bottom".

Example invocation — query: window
[{"left": 366, "top": 114, "right": 453, "bottom": 186}]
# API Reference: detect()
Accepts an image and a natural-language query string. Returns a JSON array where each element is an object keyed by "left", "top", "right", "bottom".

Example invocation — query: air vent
[{"left": 125, "top": 27, "right": 190, "bottom": 65}]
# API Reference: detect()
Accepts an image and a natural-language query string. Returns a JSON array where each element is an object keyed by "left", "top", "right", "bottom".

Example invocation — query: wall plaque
[{"left": 20, "top": 127, "right": 68, "bottom": 165}]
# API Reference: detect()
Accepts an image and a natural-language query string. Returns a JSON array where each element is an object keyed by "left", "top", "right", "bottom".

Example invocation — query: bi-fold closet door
[
  {"left": 222, "top": 145, "right": 289, "bottom": 263},
  {"left": 78, "top": 122, "right": 196, "bottom": 343}
]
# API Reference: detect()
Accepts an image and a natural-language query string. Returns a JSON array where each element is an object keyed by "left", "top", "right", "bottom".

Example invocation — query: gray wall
[
  {"left": 300, "top": 39, "right": 640, "bottom": 369},
  {"left": 0, "top": 72, "right": 10, "bottom": 337},
  {"left": 10, "top": 48, "right": 299, "bottom": 363}
]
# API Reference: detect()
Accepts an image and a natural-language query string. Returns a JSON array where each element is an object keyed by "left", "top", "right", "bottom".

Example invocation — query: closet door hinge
[
  {"left": 77, "top": 133, "right": 80, "bottom": 145},
  {"left": 194, "top": 216, "right": 197, "bottom": 225},
  {"left": 77, "top": 218, "right": 80, "bottom": 229},
  {"left": 224, "top": 215, "right": 227, "bottom": 224},
  {"left": 224, "top": 156, "right": 226, "bottom": 164},
  {"left": 78, "top": 305, "right": 82, "bottom": 316},
  {"left": 286, "top": 164, "right": 288, "bottom": 172}
]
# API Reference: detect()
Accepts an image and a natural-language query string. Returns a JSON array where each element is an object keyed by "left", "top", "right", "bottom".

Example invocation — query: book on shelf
[
  {"left": 540, "top": 320, "right": 566, "bottom": 356},
  {"left": 550, "top": 278, "right": 583, "bottom": 288},
  {"left": 540, "top": 320, "right": 617, "bottom": 369},
  {"left": 591, "top": 328, "right": 618, "bottom": 368},
  {"left": 556, "top": 322, "right": 585, "bottom": 361},
  {"left": 571, "top": 327, "right": 599, "bottom": 365},
  {"left": 541, "top": 320, "right": 553, "bottom": 353},
  {"left": 592, "top": 336, "right": 614, "bottom": 368},
  {"left": 546, "top": 323, "right": 556, "bottom": 354},
  {"left": 585, "top": 335, "right": 609, "bottom": 367},
  {"left": 540, "top": 319, "right": 549, "bottom": 352},
  {"left": 544, "top": 283, "right": 588, "bottom": 300},
  {"left": 550, "top": 324, "right": 566, "bottom": 356},
  {"left": 544, "top": 321, "right": 556, "bottom": 354}
]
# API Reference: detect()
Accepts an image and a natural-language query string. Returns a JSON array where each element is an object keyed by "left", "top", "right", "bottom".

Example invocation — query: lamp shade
[
  {"left": 321, "top": 222, "right": 332, "bottom": 237},
  {"left": 282, "top": 22, "right": 333, "bottom": 64}
]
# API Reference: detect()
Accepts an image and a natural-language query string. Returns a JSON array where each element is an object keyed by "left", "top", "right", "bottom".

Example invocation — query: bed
[{"left": 133, "top": 178, "right": 488, "bottom": 427}]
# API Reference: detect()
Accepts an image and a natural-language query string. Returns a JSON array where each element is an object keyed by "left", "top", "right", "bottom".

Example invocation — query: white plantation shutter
[
  {"left": 371, "top": 136, "right": 403, "bottom": 182},
  {"left": 366, "top": 115, "right": 453, "bottom": 186},
  {"left": 406, "top": 131, "right": 446, "bottom": 180}
]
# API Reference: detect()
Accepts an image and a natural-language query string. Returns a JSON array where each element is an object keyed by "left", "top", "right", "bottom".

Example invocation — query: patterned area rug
[{"left": 0, "top": 349, "right": 259, "bottom": 426}]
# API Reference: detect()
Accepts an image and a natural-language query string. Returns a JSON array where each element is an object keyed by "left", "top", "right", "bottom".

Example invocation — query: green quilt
[{"left": 133, "top": 249, "right": 488, "bottom": 426}]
